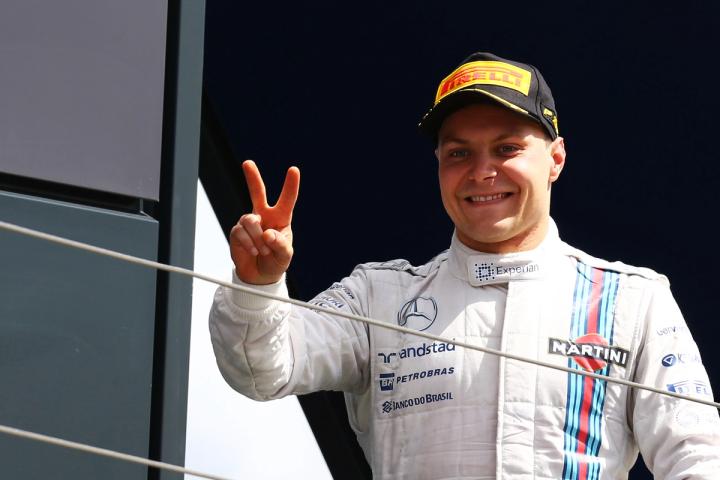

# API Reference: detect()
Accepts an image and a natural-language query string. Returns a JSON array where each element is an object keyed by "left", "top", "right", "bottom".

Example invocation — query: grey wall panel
[
  {"left": 0, "top": 0, "right": 167, "bottom": 200},
  {"left": 150, "top": 1, "right": 204, "bottom": 477},
  {"left": 0, "top": 191, "right": 158, "bottom": 479}
]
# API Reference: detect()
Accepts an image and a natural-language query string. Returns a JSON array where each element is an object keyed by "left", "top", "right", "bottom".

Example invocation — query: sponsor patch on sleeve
[{"left": 667, "top": 380, "right": 712, "bottom": 397}]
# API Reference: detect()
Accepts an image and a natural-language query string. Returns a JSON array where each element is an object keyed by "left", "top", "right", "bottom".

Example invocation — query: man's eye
[
  {"left": 498, "top": 145, "right": 520, "bottom": 155},
  {"left": 448, "top": 150, "right": 469, "bottom": 158}
]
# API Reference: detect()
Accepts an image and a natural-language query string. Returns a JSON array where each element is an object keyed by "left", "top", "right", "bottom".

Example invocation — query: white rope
[
  {"left": 1, "top": 219, "right": 718, "bottom": 410},
  {"left": 0, "top": 424, "right": 234, "bottom": 480},
  {"left": 1, "top": 217, "right": 719, "bottom": 477}
]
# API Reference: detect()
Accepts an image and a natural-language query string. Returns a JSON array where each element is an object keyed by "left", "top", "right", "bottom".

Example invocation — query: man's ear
[{"left": 549, "top": 137, "right": 566, "bottom": 182}]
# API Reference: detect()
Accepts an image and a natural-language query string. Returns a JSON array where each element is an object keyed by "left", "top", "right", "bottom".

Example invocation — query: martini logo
[{"left": 549, "top": 334, "right": 629, "bottom": 372}]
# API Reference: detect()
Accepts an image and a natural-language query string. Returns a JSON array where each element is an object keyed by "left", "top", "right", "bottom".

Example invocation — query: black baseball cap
[{"left": 418, "top": 52, "right": 559, "bottom": 140}]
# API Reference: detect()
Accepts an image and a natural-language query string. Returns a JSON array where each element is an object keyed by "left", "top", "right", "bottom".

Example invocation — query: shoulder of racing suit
[
  {"left": 560, "top": 240, "right": 670, "bottom": 286},
  {"left": 357, "top": 250, "right": 449, "bottom": 278}
]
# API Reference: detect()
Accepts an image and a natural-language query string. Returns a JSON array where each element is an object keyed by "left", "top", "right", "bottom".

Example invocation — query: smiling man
[
  {"left": 209, "top": 52, "right": 720, "bottom": 479},
  {"left": 434, "top": 103, "right": 564, "bottom": 253}
]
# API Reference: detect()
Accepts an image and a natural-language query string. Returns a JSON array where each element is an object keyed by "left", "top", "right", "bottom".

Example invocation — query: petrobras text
[
  {"left": 378, "top": 367, "right": 455, "bottom": 392},
  {"left": 396, "top": 366, "right": 454, "bottom": 385}
]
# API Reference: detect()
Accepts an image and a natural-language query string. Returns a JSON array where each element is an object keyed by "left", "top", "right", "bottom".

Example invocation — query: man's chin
[{"left": 456, "top": 227, "right": 514, "bottom": 252}]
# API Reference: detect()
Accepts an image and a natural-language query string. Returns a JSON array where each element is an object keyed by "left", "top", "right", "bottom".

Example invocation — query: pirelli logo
[{"left": 435, "top": 61, "right": 532, "bottom": 104}]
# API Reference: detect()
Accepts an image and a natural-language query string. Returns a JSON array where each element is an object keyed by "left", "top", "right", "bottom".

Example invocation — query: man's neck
[{"left": 457, "top": 221, "right": 550, "bottom": 254}]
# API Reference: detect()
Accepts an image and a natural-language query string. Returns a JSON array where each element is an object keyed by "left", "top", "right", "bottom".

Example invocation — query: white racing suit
[{"left": 210, "top": 221, "right": 720, "bottom": 479}]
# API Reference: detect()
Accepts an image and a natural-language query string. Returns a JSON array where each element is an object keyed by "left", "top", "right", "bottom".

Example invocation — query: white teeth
[{"left": 469, "top": 193, "right": 507, "bottom": 202}]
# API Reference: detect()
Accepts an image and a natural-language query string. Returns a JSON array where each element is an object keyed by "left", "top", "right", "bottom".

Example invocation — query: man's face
[{"left": 436, "top": 102, "right": 566, "bottom": 253}]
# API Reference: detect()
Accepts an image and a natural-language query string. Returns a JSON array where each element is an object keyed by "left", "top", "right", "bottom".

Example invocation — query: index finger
[
  {"left": 274, "top": 166, "right": 300, "bottom": 219},
  {"left": 242, "top": 160, "right": 269, "bottom": 211}
]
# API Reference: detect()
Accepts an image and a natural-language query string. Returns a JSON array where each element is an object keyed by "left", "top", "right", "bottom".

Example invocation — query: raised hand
[{"left": 229, "top": 160, "right": 300, "bottom": 285}]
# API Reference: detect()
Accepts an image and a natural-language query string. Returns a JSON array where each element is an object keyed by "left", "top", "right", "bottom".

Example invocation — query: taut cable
[
  {"left": 1, "top": 219, "right": 718, "bottom": 410},
  {"left": 0, "top": 424, "right": 234, "bottom": 480}
]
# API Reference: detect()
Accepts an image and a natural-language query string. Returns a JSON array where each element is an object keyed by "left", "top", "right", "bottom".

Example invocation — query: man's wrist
[{"left": 229, "top": 269, "right": 287, "bottom": 311}]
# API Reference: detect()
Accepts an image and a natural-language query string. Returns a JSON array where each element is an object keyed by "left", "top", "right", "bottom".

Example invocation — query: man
[{"left": 209, "top": 52, "right": 720, "bottom": 479}]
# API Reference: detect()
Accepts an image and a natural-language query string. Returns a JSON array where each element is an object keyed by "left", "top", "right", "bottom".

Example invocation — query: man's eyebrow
[
  {"left": 494, "top": 130, "right": 529, "bottom": 141},
  {"left": 439, "top": 130, "right": 530, "bottom": 145},
  {"left": 438, "top": 136, "right": 469, "bottom": 145}
]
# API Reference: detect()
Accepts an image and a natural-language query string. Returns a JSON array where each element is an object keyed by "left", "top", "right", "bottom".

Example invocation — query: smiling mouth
[{"left": 467, "top": 193, "right": 511, "bottom": 203}]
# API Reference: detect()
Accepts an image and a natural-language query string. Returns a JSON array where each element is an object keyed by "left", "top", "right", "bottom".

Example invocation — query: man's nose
[{"left": 467, "top": 153, "right": 497, "bottom": 181}]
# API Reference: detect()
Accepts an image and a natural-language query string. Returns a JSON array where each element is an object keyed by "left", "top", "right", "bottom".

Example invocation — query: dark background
[{"left": 200, "top": 2, "right": 719, "bottom": 478}]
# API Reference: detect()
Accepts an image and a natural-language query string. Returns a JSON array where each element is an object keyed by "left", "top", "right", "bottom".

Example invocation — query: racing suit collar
[{"left": 448, "top": 218, "right": 561, "bottom": 286}]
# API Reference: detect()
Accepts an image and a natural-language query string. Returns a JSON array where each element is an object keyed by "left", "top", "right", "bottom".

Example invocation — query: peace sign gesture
[{"left": 229, "top": 160, "right": 301, "bottom": 285}]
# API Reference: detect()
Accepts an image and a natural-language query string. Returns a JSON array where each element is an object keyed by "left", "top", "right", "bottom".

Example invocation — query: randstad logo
[
  {"left": 397, "top": 296, "right": 438, "bottom": 331},
  {"left": 377, "top": 341, "right": 456, "bottom": 364}
]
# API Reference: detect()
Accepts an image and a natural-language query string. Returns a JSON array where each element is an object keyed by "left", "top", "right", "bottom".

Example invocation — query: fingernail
[
  {"left": 261, "top": 247, "right": 271, "bottom": 256},
  {"left": 250, "top": 247, "right": 259, "bottom": 256}
]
